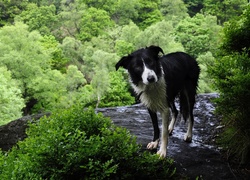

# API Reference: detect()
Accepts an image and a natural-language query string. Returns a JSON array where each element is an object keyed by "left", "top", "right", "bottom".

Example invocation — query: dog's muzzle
[{"left": 147, "top": 75, "right": 156, "bottom": 83}]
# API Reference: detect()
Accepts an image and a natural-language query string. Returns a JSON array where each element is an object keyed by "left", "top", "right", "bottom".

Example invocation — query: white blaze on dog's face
[{"left": 141, "top": 58, "right": 158, "bottom": 85}]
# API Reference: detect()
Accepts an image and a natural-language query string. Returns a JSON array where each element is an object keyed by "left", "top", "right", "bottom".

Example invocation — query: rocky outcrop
[
  {"left": 0, "top": 113, "right": 50, "bottom": 151},
  {"left": 0, "top": 93, "right": 240, "bottom": 179}
]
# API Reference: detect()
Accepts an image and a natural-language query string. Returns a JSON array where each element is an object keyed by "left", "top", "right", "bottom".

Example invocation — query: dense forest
[
  {"left": 1, "top": 0, "right": 247, "bottom": 124},
  {"left": 1, "top": 0, "right": 250, "bottom": 178}
]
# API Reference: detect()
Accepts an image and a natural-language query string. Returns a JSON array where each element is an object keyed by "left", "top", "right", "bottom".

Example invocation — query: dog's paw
[
  {"left": 147, "top": 141, "right": 159, "bottom": 150},
  {"left": 157, "top": 149, "right": 167, "bottom": 159},
  {"left": 184, "top": 134, "right": 192, "bottom": 143}
]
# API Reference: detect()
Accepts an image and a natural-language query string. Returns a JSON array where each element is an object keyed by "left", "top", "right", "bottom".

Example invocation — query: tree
[
  {"left": 84, "top": 0, "right": 140, "bottom": 25},
  {"left": 174, "top": 13, "right": 221, "bottom": 58},
  {"left": 0, "top": 0, "right": 28, "bottom": 26},
  {"left": 183, "top": 0, "right": 204, "bottom": 17},
  {"left": 29, "top": 65, "right": 87, "bottom": 112},
  {"left": 27, "top": 69, "right": 66, "bottom": 112},
  {"left": 28, "top": 0, "right": 62, "bottom": 13},
  {"left": 110, "top": 0, "right": 140, "bottom": 25},
  {"left": 60, "top": 36, "right": 84, "bottom": 68},
  {"left": 134, "top": 0, "right": 163, "bottom": 29},
  {"left": 135, "top": 20, "right": 184, "bottom": 53},
  {"left": 55, "top": 0, "right": 86, "bottom": 40},
  {"left": 160, "top": 0, "right": 189, "bottom": 26},
  {"left": 15, "top": 3, "right": 58, "bottom": 35},
  {"left": 0, "top": 22, "right": 88, "bottom": 114},
  {"left": 0, "top": 67, "right": 25, "bottom": 125},
  {"left": 91, "top": 65, "right": 110, "bottom": 108},
  {"left": 40, "top": 35, "right": 69, "bottom": 73},
  {"left": 203, "top": 0, "right": 247, "bottom": 24},
  {"left": 115, "top": 40, "right": 135, "bottom": 57},
  {"left": 119, "top": 21, "right": 141, "bottom": 45},
  {"left": 78, "top": 7, "right": 114, "bottom": 42},
  {"left": 0, "top": 22, "right": 50, "bottom": 94},
  {"left": 83, "top": 0, "right": 116, "bottom": 12},
  {"left": 88, "top": 50, "right": 119, "bottom": 107},
  {"left": 81, "top": 43, "right": 119, "bottom": 81}
]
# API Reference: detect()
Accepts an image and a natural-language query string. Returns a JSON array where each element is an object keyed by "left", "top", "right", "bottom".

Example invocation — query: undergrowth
[{"left": 0, "top": 106, "right": 176, "bottom": 179}]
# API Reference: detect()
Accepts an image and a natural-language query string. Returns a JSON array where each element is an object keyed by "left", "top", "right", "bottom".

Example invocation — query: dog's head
[{"left": 116, "top": 45, "right": 164, "bottom": 85}]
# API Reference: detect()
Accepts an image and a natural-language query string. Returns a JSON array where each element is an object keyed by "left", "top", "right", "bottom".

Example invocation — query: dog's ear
[
  {"left": 147, "top": 45, "right": 164, "bottom": 57},
  {"left": 115, "top": 55, "right": 131, "bottom": 70}
]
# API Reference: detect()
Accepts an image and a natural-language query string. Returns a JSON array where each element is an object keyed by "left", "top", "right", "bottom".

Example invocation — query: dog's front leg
[
  {"left": 147, "top": 109, "right": 160, "bottom": 150},
  {"left": 157, "top": 109, "right": 170, "bottom": 158}
]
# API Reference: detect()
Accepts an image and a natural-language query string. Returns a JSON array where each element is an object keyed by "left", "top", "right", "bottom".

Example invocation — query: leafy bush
[
  {"left": 210, "top": 6, "right": 250, "bottom": 165},
  {"left": 0, "top": 106, "right": 175, "bottom": 179},
  {"left": 98, "top": 71, "right": 135, "bottom": 108},
  {"left": 211, "top": 52, "right": 250, "bottom": 165}
]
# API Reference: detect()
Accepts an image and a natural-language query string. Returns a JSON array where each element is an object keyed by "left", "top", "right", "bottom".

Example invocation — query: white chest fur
[{"left": 131, "top": 77, "right": 168, "bottom": 113}]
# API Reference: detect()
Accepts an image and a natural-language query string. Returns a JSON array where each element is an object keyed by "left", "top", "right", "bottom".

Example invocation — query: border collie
[{"left": 115, "top": 45, "right": 200, "bottom": 158}]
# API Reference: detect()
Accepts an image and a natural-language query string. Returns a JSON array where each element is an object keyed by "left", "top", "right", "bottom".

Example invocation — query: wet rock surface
[
  {"left": 97, "top": 93, "right": 237, "bottom": 180},
  {"left": 0, "top": 93, "right": 242, "bottom": 179}
]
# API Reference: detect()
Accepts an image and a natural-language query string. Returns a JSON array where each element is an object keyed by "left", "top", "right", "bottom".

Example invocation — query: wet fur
[{"left": 115, "top": 45, "right": 200, "bottom": 158}]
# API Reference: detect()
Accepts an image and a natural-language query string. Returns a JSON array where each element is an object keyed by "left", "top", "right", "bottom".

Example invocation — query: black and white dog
[{"left": 115, "top": 45, "right": 200, "bottom": 158}]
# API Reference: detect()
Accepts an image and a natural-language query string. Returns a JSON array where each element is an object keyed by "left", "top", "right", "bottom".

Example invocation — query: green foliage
[
  {"left": 15, "top": 3, "right": 58, "bottom": 35},
  {"left": 29, "top": 0, "right": 62, "bottom": 12},
  {"left": 175, "top": 13, "right": 221, "bottom": 58},
  {"left": 1, "top": 0, "right": 241, "bottom": 120},
  {"left": 0, "top": 0, "right": 28, "bottom": 26},
  {"left": 203, "top": 0, "right": 247, "bottom": 24},
  {"left": 136, "top": 20, "right": 184, "bottom": 53},
  {"left": 110, "top": 0, "right": 140, "bottom": 25},
  {"left": 183, "top": 0, "right": 204, "bottom": 17},
  {"left": 135, "top": 0, "right": 163, "bottom": 29},
  {"left": 99, "top": 71, "right": 135, "bottom": 107},
  {"left": 160, "top": 0, "right": 188, "bottom": 25},
  {"left": 115, "top": 40, "right": 135, "bottom": 57},
  {"left": 119, "top": 21, "right": 141, "bottom": 45},
  {"left": 221, "top": 5, "right": 250, "bottom": 54},
  {"left": 84, "top": 0, "right": 140, "bottom": 25},
  {"left": 0, "top": 67, "right": 25, "bottom": 125},
  {"left": 78, "top": 7, "right": 114, "bottom": 42},
  {"left": 0, "top": 107, "right": 175, "bottom": 179},
  {"left": 210, "top": 6, "right": 250, "bottom": 165},
  {"left": 0, "top": 22, "right": 50, "bottom": 95},
  {"left": 197, "top": 52, "right": 215, "bottom": 93},
  {"left": 55, "top": 1, "right": 86, "bottom": 41},
  {"left": 60, "top": 37, "right": 84, "bottom": 65},
  {"left": 211, "top": 52, "right": 250, "bottom": 164},
  {"left": 28, "top": 65, "right": 87, "bottom": 112},
  {"left": 41, "top": 35, "right": 69, "bottom": 73},
  {"left": 0, "top": 22, "right": 88, "bottom": 114}
]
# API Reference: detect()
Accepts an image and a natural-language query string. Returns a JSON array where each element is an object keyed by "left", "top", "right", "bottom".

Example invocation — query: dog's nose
[{"left": 147, "top": 76, "right": 155, "bottom": 83}]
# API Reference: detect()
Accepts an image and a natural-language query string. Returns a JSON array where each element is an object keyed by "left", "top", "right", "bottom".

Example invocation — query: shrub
[
  {"left": 211, "top": 52, "right": 250, "bottom": 165},
  {"left": 0, "top": 106, "right": 175, "bottom": 179},
  {"left": 98, "top": 71, "right": 135, "bottom": 108},
  {"left": 210, "top": 6, "right": 250, "bottom": 165}
]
